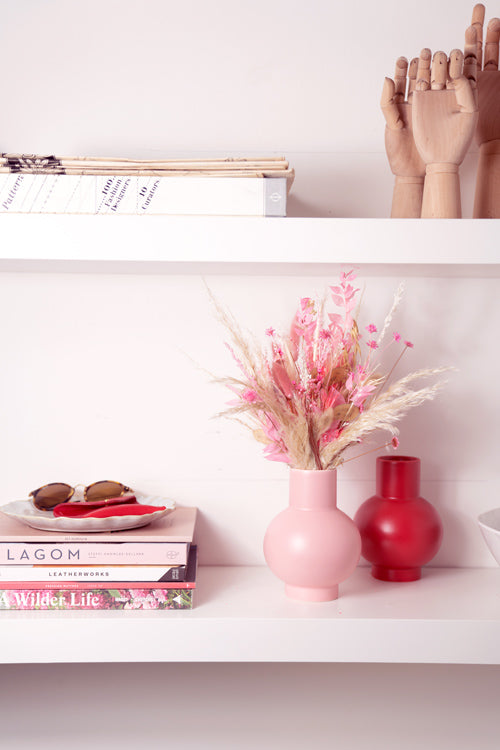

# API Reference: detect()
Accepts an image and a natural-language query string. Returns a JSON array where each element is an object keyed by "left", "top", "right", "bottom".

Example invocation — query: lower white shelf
[{"left": 0, "top": 566, "right": 499, "bottom": 665}]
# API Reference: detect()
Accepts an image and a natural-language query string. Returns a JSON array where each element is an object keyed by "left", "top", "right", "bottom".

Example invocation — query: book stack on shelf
[
  {"left": 0, "top": 154, "right": 294, "bottom": 216},
  {"left": 0, "top": 506, "right": 198, "bottom": 611}
]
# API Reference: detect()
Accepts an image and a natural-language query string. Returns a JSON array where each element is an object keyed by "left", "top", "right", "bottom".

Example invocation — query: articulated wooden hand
[
  {"left": 381, "top": 57, "right": 426, "bottom": 217},
  {"left": 468, "top": 3, "right": 500, "bottom": 217},
  {"left": 412, "top": 48, "right": 478, "bottom": 217}
]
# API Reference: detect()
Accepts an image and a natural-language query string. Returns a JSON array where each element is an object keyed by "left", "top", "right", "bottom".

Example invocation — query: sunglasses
[{"left": 29, "top": 481, "right": 132, "bottom": 512}]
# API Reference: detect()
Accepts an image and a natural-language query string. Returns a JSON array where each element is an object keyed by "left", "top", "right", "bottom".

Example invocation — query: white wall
[{"left": 0, "top": 1, "right": 498, "bottom": 748}]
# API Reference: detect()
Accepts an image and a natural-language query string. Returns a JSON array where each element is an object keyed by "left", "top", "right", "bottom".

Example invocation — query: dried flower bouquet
[{"left": 213, "top": 272, "right": 448, "bottom": 471}]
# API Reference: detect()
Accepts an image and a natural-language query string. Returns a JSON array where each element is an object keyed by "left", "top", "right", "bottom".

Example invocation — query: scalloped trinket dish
[{"left": 0, "top": 494, "right": 175, "bottom": 533}]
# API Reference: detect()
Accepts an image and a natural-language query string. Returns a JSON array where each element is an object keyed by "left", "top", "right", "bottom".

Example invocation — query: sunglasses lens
[
  {"left": 32, "top": 483, "right": 73, "bottom": 510},
  {"left": 86, "top": 481, "right": 126, "bottom": 502}
]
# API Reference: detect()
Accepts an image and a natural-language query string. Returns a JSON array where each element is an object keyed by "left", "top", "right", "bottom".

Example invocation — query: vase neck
[
  {"left": 289, "top": 469, "right": 337, "bottom": 509},
  {"left": 376, "top": 456, "right": 420, "bottom": 499}
]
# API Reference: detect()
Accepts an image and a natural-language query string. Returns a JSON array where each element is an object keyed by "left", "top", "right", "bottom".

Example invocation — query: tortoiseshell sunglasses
[{"left": 29, "top": 481, "right": 132, "bottom": 511}]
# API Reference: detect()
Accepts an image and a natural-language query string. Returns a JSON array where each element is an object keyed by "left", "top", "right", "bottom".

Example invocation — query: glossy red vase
[{"left": 354, "top": 456, "right": 443, "bottom": 582}]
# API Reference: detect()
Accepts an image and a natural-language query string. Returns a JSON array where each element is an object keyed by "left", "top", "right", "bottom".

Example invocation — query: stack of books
[
  {"left": 0, "top": 154, "right": 294, "bottom": 216},
  {"left": 0, "top": 506, "right": 198, "bottom": 610}
]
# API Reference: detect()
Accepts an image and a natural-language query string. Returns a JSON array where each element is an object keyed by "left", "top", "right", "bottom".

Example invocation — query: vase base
[
  {"left": 372, "top": 565, "right": 421, "bottom": 582},
  {"left": 285, "top": 584, "right": 339, "bottom": 602}
]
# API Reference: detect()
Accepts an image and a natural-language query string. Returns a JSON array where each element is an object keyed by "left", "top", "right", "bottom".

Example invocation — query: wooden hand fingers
[
  {"left": 447, "top": 50, "right": 476, "bottom": 114},
  {"left": 464, "top": 25, "right": 478, "bottom": 84},
  {"left": 431, "top": 51, "right": 448, "bottom": 89},
  {"left": 394, "top": 56, "right": 408, "bottom": 100},
  {"left": 484, "top": 18, "right": 500, "bottom": 70},
  {"left": 407, "top": 58, "right": 418, "bottom": 98},
  {"left": 381, "top": 77, "right": 404, "bottom": 130},
  {"left": 472, "top": 2, "right": 486, "bottom": 70},
  {"left": 448, "top": 49, "right": 464, "bottom": 82},
  {"left": 413, "top": 48, "right": 476, "bottom": 112},
  {"left": 416, "top": 48, "right": 432, "bottom": 90},
  {"left": 416, "top": 48, "right": 462, "bottom": 91},
  {"left": 451, "top": 74, "right": 478, "bottom": 113}
]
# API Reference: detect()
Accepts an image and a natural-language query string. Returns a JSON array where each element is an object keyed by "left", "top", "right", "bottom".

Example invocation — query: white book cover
[
  {"left": 0, "top": 564, "right": 187, "bottom": 582},
  {"left": 0, "top": 174, "right": 287, "bottom": 216}
]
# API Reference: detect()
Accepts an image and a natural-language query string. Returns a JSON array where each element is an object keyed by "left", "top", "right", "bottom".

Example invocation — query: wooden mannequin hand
[
  {"left": 467, "top": 3, "right": 500, "bottom": 216},
  {"left": 413, "top": 49, "right": 477, "bottom": 167},
  {"left": 469, "top": 4, "right": 500, "bottom": 144},
  {"left": 381, "top": 57, "right": 426, "bottom": 217},
  {"left": 412, "top": 48, "right": 478, "bottom": 217}
]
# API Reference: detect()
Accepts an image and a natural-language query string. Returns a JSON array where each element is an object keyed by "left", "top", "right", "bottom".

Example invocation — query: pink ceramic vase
[{"left": 263, "top": 469, "right": 362, "bottom": 601}]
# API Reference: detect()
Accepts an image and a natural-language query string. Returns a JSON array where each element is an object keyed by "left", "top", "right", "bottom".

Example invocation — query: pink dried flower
[
  {"left": 367, "top": 340, "right": 378, "bottom": 349},
  {"left": 350, "top": 383, "right": 376, "bottom": 408},
  {"left": 242, "top": 389, "right": 258, "bottom": 403},
  {"left": 340, "top": 270, "right": 356, "bottom": 284},
  {"left": 321, "top": 427, "right": 341, "bottom": 444},
  {"left": 393, "top": 331, "right": 401, "bottom": 342},
  {"left": 405, "top": 340, "right": 414, "bottom": 348},
  {"left": 391, "top": 437, "right": 399, "bottom": 448},
  {"left": 366, "top": 324, "right": 377, "bottom": 333},
  {"left": 272, "top": 360, "right": 294, "bottom": 399}
]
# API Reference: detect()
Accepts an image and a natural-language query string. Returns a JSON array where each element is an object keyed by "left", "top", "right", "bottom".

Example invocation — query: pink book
[{"left": 0, "top": 507, "right": 197, "bottom": 565}]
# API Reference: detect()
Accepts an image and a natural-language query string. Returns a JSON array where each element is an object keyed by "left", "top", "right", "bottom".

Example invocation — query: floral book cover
[{"left": 0, "top": 547, "right": 198, "bottom": 611}]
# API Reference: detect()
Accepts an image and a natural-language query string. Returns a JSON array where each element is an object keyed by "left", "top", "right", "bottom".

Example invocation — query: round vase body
[
  {"left": 263, "top": 469, "right": 361, "bottom": 601},
  {"left": 354, "top": 456, "right": 443, "bottom": 582}
]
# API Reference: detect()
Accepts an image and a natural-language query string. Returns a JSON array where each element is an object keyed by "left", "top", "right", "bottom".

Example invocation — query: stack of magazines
[
  {"left": 0, "top": 506, "right": 198, "bottom": 611},
  {"left": 0, "top": 153, "right": 294, "bottom": 216}
]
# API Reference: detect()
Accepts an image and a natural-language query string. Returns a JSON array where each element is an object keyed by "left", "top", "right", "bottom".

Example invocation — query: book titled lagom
[{"left": 0, "top": 507, "right": 197, "bottom": 566}]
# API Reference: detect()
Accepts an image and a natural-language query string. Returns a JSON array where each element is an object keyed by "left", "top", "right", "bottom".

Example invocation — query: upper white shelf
[
  {"left": 1, "top": 566, "right": 499, "bottom": 664},
  {"left": 0, "top": 214, "right": 498, "bottom": 274}
]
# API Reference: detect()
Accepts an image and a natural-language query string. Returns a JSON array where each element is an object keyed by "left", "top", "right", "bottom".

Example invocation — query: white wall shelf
[
  {"left": 0, "top": 214, "right": 498, "bottom": 275},
  {"left": 1, "top": 566, "right": 499, "bottom": 665}
]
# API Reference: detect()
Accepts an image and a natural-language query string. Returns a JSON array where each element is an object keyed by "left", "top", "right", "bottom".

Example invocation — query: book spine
[
  {"left": 0, "top": 579, "right": 195, "bottom": 590},
  {"left": 0, "top": 588, "right": 194, "bottom": 610},
  {"left": 0, "top": 174, "right": 287, "bottom": 216},
  {"left": 0, "top": 542, "right": 190, "bottom": 565},
  {"left": 0, "top": 565, "right": 186, "bottom": 586},
  {"left": 0, "top": 564, "right": 188, "bottom": 582}
]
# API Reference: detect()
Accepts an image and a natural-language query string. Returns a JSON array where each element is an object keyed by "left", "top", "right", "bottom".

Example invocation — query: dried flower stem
[{"left": 340, "top": 439, "right": 397, "bottom": 465}]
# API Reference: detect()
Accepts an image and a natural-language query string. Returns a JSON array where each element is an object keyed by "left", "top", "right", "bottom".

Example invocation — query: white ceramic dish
[
  {"left": 0, "top": 494, "right": 175, "bottom": 533},
  {"left": 478, "top": 508, "right": 500, "bottom": 565}
]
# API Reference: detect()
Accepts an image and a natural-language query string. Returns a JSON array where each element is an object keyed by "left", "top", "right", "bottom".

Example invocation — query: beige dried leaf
[
  {"left": 314, "top": 408, "right": 334, "bottom": 436},
  {"left": 331, "top": 403, "right": 358, "bottom": 421}
]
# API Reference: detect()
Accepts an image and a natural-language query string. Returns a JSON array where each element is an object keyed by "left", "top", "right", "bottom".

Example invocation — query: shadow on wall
[
  {"left": 285, "top": 150, "right": 479, "bottom": 218},
  {"left": 0, "top": 662, "right": 499, "bottom": 750}
]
